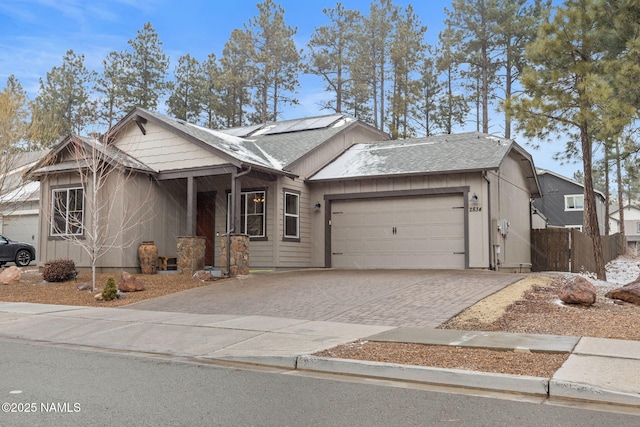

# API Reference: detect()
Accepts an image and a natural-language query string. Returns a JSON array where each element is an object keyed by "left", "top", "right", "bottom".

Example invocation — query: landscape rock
[
  {"left": 0, "top": 266, "right": 22, "bottom": 285},
  {"left": 559, "top": 276, "right": 596, "bottom": 306},
  {"left": 94, "top": 293, "right": 103, "bottom": 301},
  {"left": 76, "top": 282, "right": 91, "bottom": 291},
  {"left": 117, "top": 271, "right": 145, "bottom": 292},
  {"left": 605, "top": 281, "right": 640, "bottom": 305},
  {"left": 193, "top": 270, "right": 220, "bottom": 282},
  {"left": 116, "top": 290, "right": 126, "bottom": 300}
]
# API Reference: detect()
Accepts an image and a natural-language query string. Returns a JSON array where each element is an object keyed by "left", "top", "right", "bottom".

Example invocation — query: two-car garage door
[{"left": 330, "top": 194, "right": 466, "bottom": 269}]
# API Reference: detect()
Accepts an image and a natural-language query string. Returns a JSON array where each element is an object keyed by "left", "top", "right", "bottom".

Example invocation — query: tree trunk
[
  {"left": 581, "top": 126, "right": 606, "bottom": 280},
  {"left": 616, "top": 138, "right": 626, "bottom": 253}
]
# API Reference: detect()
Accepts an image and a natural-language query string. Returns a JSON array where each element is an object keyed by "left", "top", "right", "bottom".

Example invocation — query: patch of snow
[
  {"left": 577, "top": 254, "right": 640, "bottom": 291},
  {"left": 253, "top": 144, "right": 284, "bottom": 170}
]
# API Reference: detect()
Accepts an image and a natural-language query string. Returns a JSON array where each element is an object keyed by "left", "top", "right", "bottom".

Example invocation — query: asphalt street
[{"left": 2, "top": 339, "right": 639, "bottom": 427}]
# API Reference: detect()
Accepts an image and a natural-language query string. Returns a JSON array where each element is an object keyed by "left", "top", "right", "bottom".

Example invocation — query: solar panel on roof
[
  {"left": 262, "top": 114, "right": 344, "bottom": 135},
  {"left": 221, "top": 124, "right": 263, "bottom": 137},
  {"left": 262, "top": 121, "right": 298, "bottom": 135}
]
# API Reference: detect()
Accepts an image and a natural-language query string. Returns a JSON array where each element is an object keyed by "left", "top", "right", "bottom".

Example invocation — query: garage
[
  {"left": 2, "top": 214, "right": 39, "bottom": 262},
  {"left": 330, "top": 194, "right": 466, "bottom": 269}
]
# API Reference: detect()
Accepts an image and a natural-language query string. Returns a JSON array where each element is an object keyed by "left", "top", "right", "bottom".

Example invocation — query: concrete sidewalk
[{"left": 0, "top": 302, "right": 638, "bottom": 408}]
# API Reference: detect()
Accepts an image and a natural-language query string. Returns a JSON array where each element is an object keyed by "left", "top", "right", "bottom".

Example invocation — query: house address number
[{"left": 469, "top": 206, "right": 482, "bottom": 212}]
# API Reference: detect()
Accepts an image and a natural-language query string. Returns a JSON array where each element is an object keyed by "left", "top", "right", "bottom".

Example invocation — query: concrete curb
[
  {"left": 210, "top": 355, "right": 298, "bottom": 369},
  {"left": 549, "top": 380, "right": 640, "bottom": 408},
  {"left": 296, "top": 355, "right": 550, "bottom": 396}
]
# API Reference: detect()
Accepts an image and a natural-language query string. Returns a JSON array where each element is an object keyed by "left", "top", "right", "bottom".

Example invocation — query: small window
[
  {"left": 565, "top": 194, "right": 584, "bottom": 211},
  {"left": 51, "top": 187, "right": 84, "bottom": 236},
  {"left": 636, "top": 222, "right": 640, "bottom": 234},
  {"left": 227, "top": 191, "right": 266, "bottom": 238},
  {"left": 284, "top": 191, "right": 300, "bottom": 240}
]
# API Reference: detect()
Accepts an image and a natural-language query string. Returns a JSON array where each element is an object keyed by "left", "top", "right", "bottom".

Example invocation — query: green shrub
[
  {"left": 102, "top": 276, "right": 118, "bottom": 301},
  {"left": 43, "top": 259, "right": 77, "bottom": 282}
]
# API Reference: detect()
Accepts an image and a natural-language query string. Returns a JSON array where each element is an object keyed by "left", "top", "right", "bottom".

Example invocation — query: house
[
  {"left": 0, "top": 150, "right": 49, "bottom": 262},
  {"left": 27, "top": 108, "right": 541, "bottom": 273},
  {"left": 532, "top": 169, "right": 606, "bottom": 234},
  {"left": 610, "top": 205, "right": 640, "bottom": 253}
]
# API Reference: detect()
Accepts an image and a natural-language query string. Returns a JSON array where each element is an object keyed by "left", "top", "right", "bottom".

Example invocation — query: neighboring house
[
  {"left": 27, "top": 108, "right": 541, "bottom": 272},
  {"left": 0, "top": 150, "right": 49, "bottom": 262},
  {"left": 532, "top": 169, "right": 606, "bottom": 234},
  {"left": 610, "top": 205, "right": 640, "bottom": 251}
]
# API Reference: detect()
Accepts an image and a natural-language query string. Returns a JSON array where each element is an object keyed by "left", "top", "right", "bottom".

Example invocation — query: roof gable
[
  {"left": 537, "top": 169, "right": 606, "bottom": 200},
  {"left": 27, "top": 135, "right": 155, "bottom": 179},
  {"left": 110, "top": 109, "right": 367, "bottom": 176}
]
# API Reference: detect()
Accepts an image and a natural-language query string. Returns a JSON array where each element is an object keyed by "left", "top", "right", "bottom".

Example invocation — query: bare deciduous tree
[{"left": 44, "top": 132, "right": 155, "bottom": 291}]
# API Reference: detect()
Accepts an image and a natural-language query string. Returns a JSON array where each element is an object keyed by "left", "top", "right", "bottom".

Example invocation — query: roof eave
[{"left": 307, "top": 167, "right": 493, "bottom": 183}]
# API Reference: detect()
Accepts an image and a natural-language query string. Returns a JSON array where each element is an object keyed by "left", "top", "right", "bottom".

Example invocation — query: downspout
[
  {"left": 226, "top": 166, "right": 252, "bottom": 277},
  {"left": 483, "top": 171, "right": 493, "bottom": 270}
]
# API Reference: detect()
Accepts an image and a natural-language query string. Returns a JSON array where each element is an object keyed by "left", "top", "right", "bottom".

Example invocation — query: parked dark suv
[{"left": 0, "top": 235, "right": 35, "bottom": 267}]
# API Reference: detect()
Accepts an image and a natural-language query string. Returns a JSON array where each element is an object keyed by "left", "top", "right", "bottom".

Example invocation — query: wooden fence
[{"left": 531, "top": 228, "right": 624, "bottom": 273}]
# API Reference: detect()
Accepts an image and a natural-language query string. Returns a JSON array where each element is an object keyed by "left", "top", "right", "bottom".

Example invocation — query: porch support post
[{"left": 186, "top": 175, "right": 197, "bottom": 235}]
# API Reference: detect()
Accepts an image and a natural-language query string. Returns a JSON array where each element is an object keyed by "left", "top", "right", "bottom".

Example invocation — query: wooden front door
[{"left": 196, "top": 192, "right": 216, "bottom": 266}]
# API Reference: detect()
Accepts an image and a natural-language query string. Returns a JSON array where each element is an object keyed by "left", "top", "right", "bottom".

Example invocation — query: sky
[{"left": 0, "top": 0, "right": 581, "bottom": 179}]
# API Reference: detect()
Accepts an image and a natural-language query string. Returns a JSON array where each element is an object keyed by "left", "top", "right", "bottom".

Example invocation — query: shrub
[
  {"left": 102, "top": 276, "right": 118, "bottom": 301},
  {"left": 43, "top": 259, "right": 77, "bottom": 282}
]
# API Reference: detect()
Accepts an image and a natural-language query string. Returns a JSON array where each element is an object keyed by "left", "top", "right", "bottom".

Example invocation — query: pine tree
[
  {"left": 95, "top": 51, "right": 128, "bottom": 128},
  {"left": 244, "top": 0, "right": 301, "bottom": 123},
  {"left": 388, "top": 4, "right": 426, "bottom": 139},
  {"left": 30, "top": 49, "right": 95, "bottom": 147},
  {"left": 307, "top": 4, "right": 361, "bottom": 113},
  {"left": 495, "top": 0, "right": 551, "bottom": 138},
  {"left": 435, "top": 27, "right": 470, "bottom": 134},
  {"left": 444, "top": 0, "right": 500, "bottom": 134},
  {"left": 510, "top": 0, "right": 609, "bottom": 279},
  {"left": 220, "top": 29, "right": 254, "bottom": 127},
  {"left": 167, "top": 54, "right": 206, "bottom": 123},
  {"left": 201, "top": 53, "right": 223, "bottom": 129},
  {"left": 413, "top": 48, "right": 442, "bottom": 137},
  {"left": 121, "top": 22, "right": 170, "bottom": 112}
]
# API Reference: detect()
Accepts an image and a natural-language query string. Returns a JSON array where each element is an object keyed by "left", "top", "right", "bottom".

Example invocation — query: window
[
  {"left": 227, "top": 191, "right": 266, "bottom": 238},
  {"left": 284, "top": 191, "right": 300, "bottom": 240},
  {"left": 565, "top": 194, "right": 584, "bottom": 211},
  {"left": 636, "top": 222, "right": 640, "bottom": 234},
  {"left": 51, "top": 187, "right": 84, "bottom": 236}
]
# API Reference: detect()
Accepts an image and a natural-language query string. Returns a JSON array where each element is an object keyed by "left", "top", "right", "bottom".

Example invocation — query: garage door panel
[{"left": 331, "top": 195, "right": 465, "bottom": 269}]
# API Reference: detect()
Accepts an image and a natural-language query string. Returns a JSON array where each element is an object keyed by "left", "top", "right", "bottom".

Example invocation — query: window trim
[
  {"left": 564, "top": 194, "right": 584, "bottom": 211},
  {"left": 283, "top": 189, "right": 300, "bottom": 242},
  {"left": 226, "top": 189, "right": 267, "bottom": 241},
  {"left": 50, "top": 185, "right": 85, "bottom": 238}
]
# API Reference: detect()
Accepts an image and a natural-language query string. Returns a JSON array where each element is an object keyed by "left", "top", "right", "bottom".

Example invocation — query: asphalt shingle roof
[{"left": 309, "top": 132, "right": 520, "bottom": 180}]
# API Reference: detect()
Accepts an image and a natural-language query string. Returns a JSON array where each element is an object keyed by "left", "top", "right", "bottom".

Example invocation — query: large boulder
[
  {"left": 559, "top": 276, "right": 596, "bottom": 306},
  {"left": 606, "top": 281, "right": 640, "bottom": 305},
  {"left": 117, "top": 271, "right": 145, "bottom": 292},
  {"left": 0, "top": 266, "right": 21, "bottom": 285}
]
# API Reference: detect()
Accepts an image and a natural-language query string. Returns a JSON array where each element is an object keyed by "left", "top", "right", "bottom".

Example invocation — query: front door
[{"left": 197, "top": 192, "right": 215, "bottom": 267}]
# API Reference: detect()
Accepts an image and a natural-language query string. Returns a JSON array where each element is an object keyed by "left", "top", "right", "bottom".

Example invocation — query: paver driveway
[{"left": 129, "top": 269, "right": 525, "bottom": 328}]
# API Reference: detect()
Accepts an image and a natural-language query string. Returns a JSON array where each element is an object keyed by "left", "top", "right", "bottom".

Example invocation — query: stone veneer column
[
  {"left": 176, "top": 236, "right": 206, "bottom": 275},
  {"left": 220, "top": 234, "right": 250, "bottom": 277}
]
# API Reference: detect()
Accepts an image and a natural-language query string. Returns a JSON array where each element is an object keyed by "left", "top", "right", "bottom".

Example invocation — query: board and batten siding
[
  {"left": 486, "top": 151, "right": 534, "bottom": 270},
  {"left": 274, "top": 178, "right": 312, "bottom": 268},
  {"left": 38, "top": 170, "right": 183, "bottom": 272},
  {"left": 115, "top": 121, "right": 229, "bottom": 172}
]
